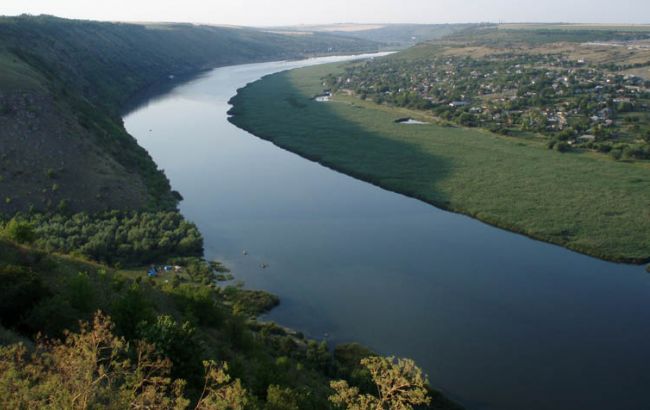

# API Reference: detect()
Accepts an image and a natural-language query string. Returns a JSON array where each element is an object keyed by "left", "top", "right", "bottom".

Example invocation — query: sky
[{"left": 1, "top": 0, "right": 649, "bottom": 26}]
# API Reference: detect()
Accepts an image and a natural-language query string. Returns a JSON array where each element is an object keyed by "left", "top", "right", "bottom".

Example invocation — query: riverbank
[{"left": 228, "top": 63, "right": 650, "bottom": 264}]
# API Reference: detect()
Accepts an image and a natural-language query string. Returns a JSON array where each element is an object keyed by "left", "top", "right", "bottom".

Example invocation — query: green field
[{"left": 229, "top": 63, "right": 650, "bottom": 263}]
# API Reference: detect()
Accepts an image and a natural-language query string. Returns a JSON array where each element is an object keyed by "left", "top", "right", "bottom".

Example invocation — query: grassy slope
[
  {"left": 0, "top": 237, "right": 323, "bottom": 404},
  {"left": 0, "top": 15, "right": 378, "bottom": 214},
  {"left": 228, "top": 63, "right": 650, "bottom": 263}
]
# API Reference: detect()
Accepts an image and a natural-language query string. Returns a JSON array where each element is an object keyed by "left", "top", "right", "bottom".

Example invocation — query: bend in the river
[{"left": 124, "top": 55, "right": 650, "bottom": 410}]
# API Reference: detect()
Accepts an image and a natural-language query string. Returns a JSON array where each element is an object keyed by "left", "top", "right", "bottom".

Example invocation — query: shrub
[
  {"left": 610, "top": 148, "right": 623, "bottom": 160},
  {"left": 67, "top": 272, "right": 95, "bottom": 313},
  {"left": 0, "top": 312, "right": 248, "bottom": 409},
  {"left": 111, "top": 283, "right": 155, "bottom": 339},
  {"left": 554, "top": 141, "right": 571, "bottom": 153},
  {"left": 137, "top": 315, "right": 203, "bottom": 385},
  {"left": 266, "top": 385, "right": 300, "bottom": 410},
  {"left": 0, "top": 265, "right": 50, "bottom": 329},
  {"left": 2, "top": 218, "right": 37, "bottom": 244},
  {"left": 171, "top": 284, "right": 223, "bottom": 327}
]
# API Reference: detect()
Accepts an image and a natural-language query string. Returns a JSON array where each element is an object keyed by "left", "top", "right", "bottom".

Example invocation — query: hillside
[
  {"left": 0, "top": 15, "right": 379, "bottom": 214},
  {"left": 0, "top": 229, "right": 460, "bottom": 409}
]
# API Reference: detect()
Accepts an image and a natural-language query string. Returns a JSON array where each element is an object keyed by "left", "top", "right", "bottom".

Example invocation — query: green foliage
[
  {"left": 329, "top": 356, "right": 431, "bottom": 410},
  {"left": 2, "top": 218, "right": 36, "bottom": 244},
  {"left": 230, "top": 289, "right": 280, "bottom": 317},
  {"left": 0, "top": 265, "right": 50, "bottom": 330},
  {"left": 171, "top": 284, "right": 224, "bottom": 328},
  {"left": 111, "top": 283, "right": 155, "bottom": 339},
  {"left": 0, "top": 238, "right": 451, "bottom": 410},
  {"left": 554, "top": 141, "right": 571, "bottom": 153},
  {"left": 0, "top": 312, "right": 249, "bottom": 410},
  {"left": 138, "top": 315, "right": 204, "bottom": 385},
  {"left": 306, "top": 340, "right": 332, "bottom": 373},
  {"left": 66, "top": 272, "right": 94, "bottom": 313},
  {"left": 25, "top": 294, "right": 80, "bottom": 338},
  {"left": 333, "top": 344, "right": 375, "bottom": 392},
  {"left": 26, "top": 211, "right": 203, "bottom": 266},
  {"left": 265, "top": 385, "right": 300, "bottom": 410}
]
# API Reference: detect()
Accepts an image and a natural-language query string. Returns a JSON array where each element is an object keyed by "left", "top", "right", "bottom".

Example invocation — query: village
[{"left": 325, "top": 49, "right": 650, "bottom": 159}]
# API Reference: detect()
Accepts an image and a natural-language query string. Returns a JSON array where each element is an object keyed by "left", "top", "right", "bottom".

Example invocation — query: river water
[{"left": 123, "top": 55, "right": 650, "bottom": 410}]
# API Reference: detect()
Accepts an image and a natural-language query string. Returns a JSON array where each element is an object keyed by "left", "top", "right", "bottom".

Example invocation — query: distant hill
[
  {"left": 269, "top": 23, "right": 480, "bottom": 48},
  {"left": 437, "top": 24, "right": 650, "bottom": 46},
  {"left": 0, "top": 15, "right": 379, "bottom": 215}
]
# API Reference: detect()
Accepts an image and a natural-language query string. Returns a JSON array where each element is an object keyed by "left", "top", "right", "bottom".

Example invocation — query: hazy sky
[{"left": 2, "top": 0, "right": 649, "bottom": 26}]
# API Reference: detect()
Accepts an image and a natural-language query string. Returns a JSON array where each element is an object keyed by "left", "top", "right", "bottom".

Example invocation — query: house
[{"left": 577, "top": 135, "right": 596, "bottom": 143}]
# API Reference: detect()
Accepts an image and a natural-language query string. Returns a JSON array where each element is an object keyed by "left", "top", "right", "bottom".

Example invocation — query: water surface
[{"left": 124, "top": 55, "right": 650, "bottom": 410}]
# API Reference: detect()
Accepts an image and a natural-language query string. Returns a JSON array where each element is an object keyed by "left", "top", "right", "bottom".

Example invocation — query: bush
[
  {"left": 610, "top": 148, "right": 623, "bottom": 160},
  {"left": 0, "top": 312, "right": 248, "bottom": 409},
  {"left": 0, "top": 265, "right": 50, "bottom": 330},
  {"left": 266, "top": 385, "right": 300, "bottom": 410},
  {"left": 66, "top": 272, "right": 95, "bottom": 313},
  {"left": 171, "top": 284, "right": 223, "bottom": 327},
  {"left": 112, "top": 283, "right": 155, "bottom": 339},
  {"left": 329, "top": 356, "right": 430, "bottom": 410},
  {"left": 2, "top": 218, "right": 37, "bottom": 244},
  {"left": 138, "top": 315, "right": 203, "bottom": 385},
  {"left": 554, "top": 141, "right": 571, "bottom": 153}
]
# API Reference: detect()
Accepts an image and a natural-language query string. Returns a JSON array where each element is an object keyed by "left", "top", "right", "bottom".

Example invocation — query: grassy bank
[{"left": 228, "top": 63, "right": 650, "bottom": 263}]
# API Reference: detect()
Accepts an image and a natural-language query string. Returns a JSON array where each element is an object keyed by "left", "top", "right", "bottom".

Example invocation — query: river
[{"left": 123, "top": 54, "right": 650, "bottom": 410}]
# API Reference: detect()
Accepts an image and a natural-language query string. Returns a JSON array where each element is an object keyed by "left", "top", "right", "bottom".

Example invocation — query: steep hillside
[{"left": 0, "top": 15, "right": 379, "bottom": 214}]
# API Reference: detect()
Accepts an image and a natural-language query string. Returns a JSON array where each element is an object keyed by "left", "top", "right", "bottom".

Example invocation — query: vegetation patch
[
  {"left": 1, "top": 211, "right": 203, "bottom": 267},
  {"left": 0, "top": 235, "right": 454, "bottom": 409}
]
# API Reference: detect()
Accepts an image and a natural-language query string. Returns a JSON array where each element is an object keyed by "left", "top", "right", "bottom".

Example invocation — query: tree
[
  {"left": 195, "top": 361, "right": 248, "bottom": 410},
  {"left": 329, "top": 356, "right": 430, "bottom": 410},
  {"left": 0, "top": 312, "right": 248, "bottom": 410},
  {"left": 0, "top": 311, "right": 188, "bottom": 410}
]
